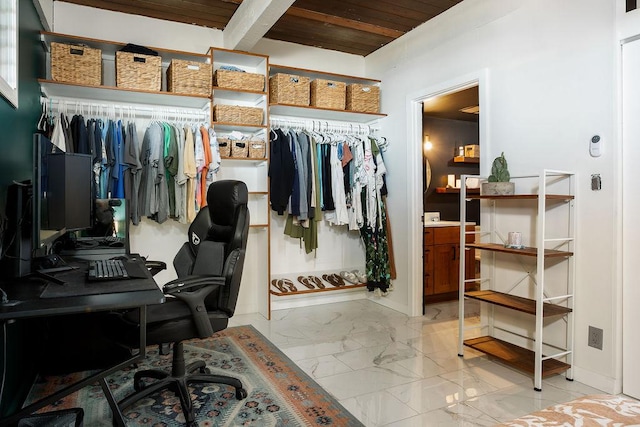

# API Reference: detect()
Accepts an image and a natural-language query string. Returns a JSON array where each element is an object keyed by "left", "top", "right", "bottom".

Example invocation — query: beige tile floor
[{"left": 230, "top": 298, "right": 610, "bottom": 426}]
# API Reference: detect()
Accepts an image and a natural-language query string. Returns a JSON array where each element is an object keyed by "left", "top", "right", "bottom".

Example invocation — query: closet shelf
[
  {"left": 212, "top": 122, "right": 267, "bottom": 132},
  {"left": 270, "top": 104, "right": 386, "bottom": 123},
  {"left": 466, "top": 194, "right": 574, "bottom": 201},
  {"left": 220, "top": 156, "right": 268, "bottom": 164},
  {"left": 436, "top": 187, "right": 480, "bottom": 194},
  {"left": 270, "top": 283, "right": 367, "bottom": 296},
  {"left": 40, "top": 31, "right": 210, "bottom": 66},
  {"left": 269, "top": 64, "right": 381, "bottom": 85},
  {"left": 213, "top": 87, "right": 267, "bottom": 103},
  {"left": 39, "top": 80, "right": 210, "bottom": 109}
]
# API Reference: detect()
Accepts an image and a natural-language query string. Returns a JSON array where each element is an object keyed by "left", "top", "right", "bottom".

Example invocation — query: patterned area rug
[
  {"left": 29, "top": 325, "right": 363, "bottom": 426},
  {"left": 498, "top": 394, "right": 640, "bottom": 426}
]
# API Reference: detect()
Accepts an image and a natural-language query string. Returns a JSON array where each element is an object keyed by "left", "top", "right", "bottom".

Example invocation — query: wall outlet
[{"left": 588, "top": 326, "right": 603, "bottom": 350}]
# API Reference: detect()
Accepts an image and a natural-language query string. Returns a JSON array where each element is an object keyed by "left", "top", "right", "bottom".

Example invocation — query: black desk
[{"left": 0, "top": 254, "right": 164, "bottom": 426}]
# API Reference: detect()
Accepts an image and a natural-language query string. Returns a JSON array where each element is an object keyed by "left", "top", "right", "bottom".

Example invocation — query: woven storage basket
[
  {"left": 217, "top": 137, "right": 232, "bottom": 157},
  {"left": 230, "top": 140, "right": 249, "bottom": 158},
  {"left": 310, "top": 79, "right": 346, "bottom": 110},
  {"left": 116, "top": 51, "right": 161, "bottom": 91},
  {"left": 213, "top": 105, "right": 263, "bottom": 126},
  {"left": 248, "top": 139, "right": 267, "bottom": 159},
  {"left": 269, "top": 73, "right": 310, "bottom": 105},
  {"left": 51, "top": 42, "right": 102, "bottom": 86},
  {"left": 346, "top": 84, "right": 380, "bottom": 113},
  {"left": 167, "top": 59, "right": 212, "bottom": 96},
  {"left": 214, "top": 69, "right": 265, "bottom": 92}
]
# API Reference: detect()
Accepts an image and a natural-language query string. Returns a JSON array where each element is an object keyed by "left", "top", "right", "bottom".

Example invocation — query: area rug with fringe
[
  {"left": 498, "top": 394, "right": 640, "bottom": 426},
  {"left": 27, "top": 325, "right": 363, "bottom": 426}
]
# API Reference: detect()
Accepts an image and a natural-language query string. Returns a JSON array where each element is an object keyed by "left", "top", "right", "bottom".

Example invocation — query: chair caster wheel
[
  {"left": 236, "top": 388, "right": 247, "bottom": 400},
  {"left": 199, "top": 367, "right": 211, "bottom": 374}
]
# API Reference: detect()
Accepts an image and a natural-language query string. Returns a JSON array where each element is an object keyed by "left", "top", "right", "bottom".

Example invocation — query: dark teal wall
[
  {"left": 0, "top": 0, "right": 45, "bottom": 214},
  {"left": 0, "top": 0, "right": 45, "bottom": 416}
]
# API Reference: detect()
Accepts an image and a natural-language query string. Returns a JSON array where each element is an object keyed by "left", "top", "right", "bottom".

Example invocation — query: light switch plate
[{"left": 424, "top": 212, "right": 440, "bottom": 223}]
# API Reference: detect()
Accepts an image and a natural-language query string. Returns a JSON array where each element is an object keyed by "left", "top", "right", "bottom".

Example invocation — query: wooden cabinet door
[{"left": 433, "top": 243, "right": 458, "bottom": 294}]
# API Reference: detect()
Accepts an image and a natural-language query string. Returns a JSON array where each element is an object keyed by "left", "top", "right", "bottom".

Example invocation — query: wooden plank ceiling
[{"left": 57, "top": 0, "right": 463, "bottom": 56}]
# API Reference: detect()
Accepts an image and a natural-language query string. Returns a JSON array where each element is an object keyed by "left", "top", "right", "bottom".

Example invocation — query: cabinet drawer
[
  {"left": 433, "top": 226, "right": 475, "bottom": 244},
  {"left": 423, "top": 228, "right": 434, "bottom": 245}
]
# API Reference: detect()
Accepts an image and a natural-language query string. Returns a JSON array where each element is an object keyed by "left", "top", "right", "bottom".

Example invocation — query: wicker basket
[
  {"left": 214, "top": 69, "right": 265, "bottom": 92},
  {"left": 346, "top": 84, "right": 380, "bottom": 113},
  {"left": 217, "top": 137, "right": 232, "bottom": 157},
  {"left": 248, "top": 139, "right": 267, "bottom": 159},
  {"left": 167, "top": 59, "right": 212, "bottom": 96},
  {"left": 116, "top": 51, "right": 161, "bottom": 91},
  {"left": 310, "top": 79, "right": 346, "bottom": 110},
  {"left": 230, "top": 140, "right": 249, "bottom": 158},
  {"left": 269, "top": 73, "right": 310, "bottom": 105},
  {"left": 51, "top": 42, "right": 102, "bottom": 86},
  {"left": 213, "top": 104, "right": 263, "bottom": 126}
]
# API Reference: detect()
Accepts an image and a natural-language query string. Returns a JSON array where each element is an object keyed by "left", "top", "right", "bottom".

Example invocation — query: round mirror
[{"left": 424, "top": 158, "right": 432, "bottom": 190}]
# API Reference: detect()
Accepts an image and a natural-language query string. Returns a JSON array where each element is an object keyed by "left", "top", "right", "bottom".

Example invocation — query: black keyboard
[{"left": 87, "top": 259, "right": 129, "bottom": 281}]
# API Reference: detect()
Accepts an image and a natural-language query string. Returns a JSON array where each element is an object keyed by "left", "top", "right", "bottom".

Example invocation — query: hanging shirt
[{"left": 184, "top": 125, "right": 198, "bottom": 223}]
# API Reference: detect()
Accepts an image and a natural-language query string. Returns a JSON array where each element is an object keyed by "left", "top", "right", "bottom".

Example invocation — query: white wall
[{"left": 365, "top": 0, "right": 619, "bottom": 392}]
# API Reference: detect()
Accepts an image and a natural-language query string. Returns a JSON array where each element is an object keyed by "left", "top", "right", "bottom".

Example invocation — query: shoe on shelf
[
  {"left": 351, "top": 270, "right": 367, "bottom": 283},
  {"left": 297, "top": 276, "right": 315, "bottom": 289},
  {"left": 271, "top": 279, "right": 288, "bottom": 293},
  {"left": 309, "top": 276, "right": 325, "bottom": 289},
  {"left": 340, "top": 271, "right": 359, "bottom": 285}
]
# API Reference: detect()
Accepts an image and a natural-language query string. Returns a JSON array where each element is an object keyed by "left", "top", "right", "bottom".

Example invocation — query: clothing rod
[
  {"left": 43, "top": 97, "right": 209, "bottom": 121},
  {"left": 270, "top": 116, "right": 380, "bottom": 135}
]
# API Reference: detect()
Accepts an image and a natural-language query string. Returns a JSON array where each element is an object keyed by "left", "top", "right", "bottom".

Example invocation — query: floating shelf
[
  {"left": 452, "top": 156, "right": 480, "bottom": 164},
  {"left": 467, "top": 243, "right": 573, "bottom": 258},
  {"left": 465, "top": 290, "right": 572, "bottom": 316},
  {"left": 464, "top": 336, "right": 571, "bottom": 378}
]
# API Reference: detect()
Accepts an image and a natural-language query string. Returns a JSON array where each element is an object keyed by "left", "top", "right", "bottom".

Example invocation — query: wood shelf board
[
  {"left": 466, "top": 194, "right": 574, "bottom": 201},
  {"left": 41, "top": 32, "right": 210, "bottom": 64},
  {"left": 213, "top": 87, "right": 267, "bottom": 103},
  {"left": 464, "top": 290, "right": 572, "bottom": 317},
  {"left": 270, "top": 283, "right": 367, "bottom": 296},
  {"left": 436, "top": 187, "right": 480, "bottom": 194},
  {"left": 270, "top": 104, "right": 386, "bottom": 122},
  {"left": 220, "top": 156, "right": 268, "bottom": 163},
  {"left": 212, "top": 122, "right": 267, "bottom": 133},
  {"left": 269, "top": 64, "right": 380, "bottom": 85},
  {"left": 467, "top": 243, "right": 573, "bottom": 258},
  {"left": 452, "top": 156, "right": 480, "bottom": 164},
  {"left": 39, "top": 80, "right": 210, "bottom": 109},
  {"left": 464, "top": 336, "right": 571, "bottom": 378}
]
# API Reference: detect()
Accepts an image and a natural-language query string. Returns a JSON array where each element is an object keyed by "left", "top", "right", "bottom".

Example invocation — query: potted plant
[{"left": 481, "top": 152, "right": 515, "bottom": 195}]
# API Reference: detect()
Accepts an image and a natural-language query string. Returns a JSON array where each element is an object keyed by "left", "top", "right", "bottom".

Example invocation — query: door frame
[{"left": 406, "top": 69, "right": 489, "bottom": 316}]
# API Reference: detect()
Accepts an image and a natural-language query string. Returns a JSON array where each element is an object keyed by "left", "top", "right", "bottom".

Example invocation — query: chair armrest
[
  {"left": 145, "top": 260, "right": 167, "bottom": 277},
  {"left": 163, "top": 275, "right": 225, "bottom": 337}
]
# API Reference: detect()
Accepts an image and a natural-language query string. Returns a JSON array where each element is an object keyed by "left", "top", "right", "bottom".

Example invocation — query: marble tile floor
[{"left": 229, "top": 298, "right": 610, "bottom": 426}]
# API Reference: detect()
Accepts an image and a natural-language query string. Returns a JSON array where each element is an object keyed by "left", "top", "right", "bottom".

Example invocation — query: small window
[{"left": 0, "top": 0, "right": 18, "bottom": 108}]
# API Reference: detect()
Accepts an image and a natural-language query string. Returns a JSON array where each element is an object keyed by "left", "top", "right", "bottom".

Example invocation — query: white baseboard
[{"left": 571, "top": 365, "right": 622, "bottom": 394}]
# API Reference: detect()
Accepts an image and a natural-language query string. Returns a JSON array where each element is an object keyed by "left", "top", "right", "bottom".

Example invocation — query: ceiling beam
[
  {"left": 223, "top": 0, "right": 295, "bottom": 51},
  {"left": 286, "top": 7, "right": 404, "bottom": 39},
  {"left": 222, "top": 0, "right": 404, "bottom": 39}
]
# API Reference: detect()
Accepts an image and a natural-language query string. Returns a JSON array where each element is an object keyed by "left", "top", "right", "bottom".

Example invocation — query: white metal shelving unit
[{"left": 457, "top": 170, "right": 575, "bottom": 391}]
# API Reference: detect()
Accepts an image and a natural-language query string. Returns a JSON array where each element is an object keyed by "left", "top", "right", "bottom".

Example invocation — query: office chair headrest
[{"left": 207, "top": 180, "right": 248, "bottom": 242}]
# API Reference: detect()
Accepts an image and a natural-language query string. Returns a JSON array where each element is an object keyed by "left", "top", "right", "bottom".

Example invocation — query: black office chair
[{"left": 113, "top": 180, "right": 250, "bottom": 425}]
